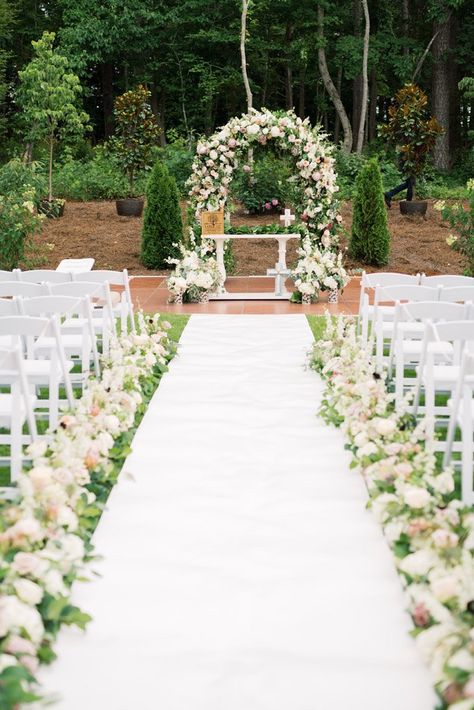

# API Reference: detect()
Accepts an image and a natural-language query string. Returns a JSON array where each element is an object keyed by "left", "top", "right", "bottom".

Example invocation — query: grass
[
  {"left": 306, "top": 315, "right": 326, "bottom": 340},
  {"left": 161, "top": 314, "right": 190, "bottom": 342}
]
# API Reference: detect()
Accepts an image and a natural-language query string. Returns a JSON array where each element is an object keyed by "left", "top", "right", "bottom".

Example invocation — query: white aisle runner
[{"left": 41, "top": 315, "right": 436, "bottom": 710}]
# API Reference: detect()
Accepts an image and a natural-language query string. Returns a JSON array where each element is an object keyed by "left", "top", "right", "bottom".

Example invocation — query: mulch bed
[{"left": 34, "top": 199, "right": 465, "bottom": 276}]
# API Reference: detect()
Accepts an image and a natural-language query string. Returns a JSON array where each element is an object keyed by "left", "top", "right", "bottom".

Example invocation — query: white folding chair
[
  {"left": 56, "top": 258, "right": 95, "bottom": 273},
  {"left": 0, "top": 315, "right": 75, "bottom": 429},
  {"left": 73, "top": 269, "right": 135, "bottom": 333},
  {"left": 19, "top": 295, "right": 100, "bottom": 384},
  {"left": 358, "top": 271, "right": 421, "bottom": 342},
  {"left": 443, "top": 349, "right": 474, "bottom": 505},
  {"left": 390, "top": 301, "right": 469, "bottom": 409},
  {"left": 0, "top": 282, "right": 47, "bottom": 298},
  {"left": 413, "top": 320, "right": 474, "bottom": 448},
  {"left": 420, "top": 274, "right": 474, "bottom": 288},
  {"left": 0, "top": 270, "right": 20, "bottom": 282},
  {"left": 439, "top": 286, "right": 474, "bottom": 304},
  {"left": 373, "top": 284, "right": 441, "bottom": 368},
  {"left": 17, "top": 269, "right": 73, "bottom": 284},
  {"left": 0, "top": 346, "right": 38, "bottom": 482},
  {"left": 48, "top": 282, "right": 116, "bottom": 356}
]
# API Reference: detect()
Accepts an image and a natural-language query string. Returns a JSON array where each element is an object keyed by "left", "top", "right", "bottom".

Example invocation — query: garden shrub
[
  {"left": 155, "top": 135, "right": 194, "bottom": 196},
  {"left": 0, "top": 158, "right": 46, "bottom": 206},
  {"left": 231, "top": 153, "right": 296, "bottom": 214},
  {"left": 349, "top": 158, "right": 391, "bottom": 266},
  {"left": 0, "top": 188, "right": 45, "bottom": 269},
  {"left": 141, "top": 160, "right": 183, "bottom": 269},
  {"left": 437, "top": 179, "right": 474, "bottom": 274}
]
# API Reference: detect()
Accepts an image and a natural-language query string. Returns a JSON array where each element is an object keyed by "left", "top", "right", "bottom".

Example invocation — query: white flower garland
[
  {"left": 310, "top": 314, "right": 474, "bottom": 709},
  {"left": 0, "top": 313, "right": 175, "bottom": 704},
  {"left": 187, "top": 108, "right": 342, "bottom": 250}
]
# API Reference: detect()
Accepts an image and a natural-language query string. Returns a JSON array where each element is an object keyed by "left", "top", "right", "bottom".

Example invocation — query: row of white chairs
[
  {"left": 0, "top": 268, "right": 136, "bottom": 335},
  {"left": 0, "top": 287, "right": 116, "bottom": 481},
  {"left": 358, "top": 272, "right": 474, "bottom": 505}
]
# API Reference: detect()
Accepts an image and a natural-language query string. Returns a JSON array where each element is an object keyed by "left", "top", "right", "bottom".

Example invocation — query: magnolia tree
[
  {"left": 17, "top": 32, "right": 89, "bottom": 204},
  {"left": 109, "top": 85, "right": 160, "bottom": 197}
]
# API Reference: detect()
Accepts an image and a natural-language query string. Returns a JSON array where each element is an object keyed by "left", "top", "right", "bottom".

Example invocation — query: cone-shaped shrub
[
  {"left": 141, "top": 160, "right": 182, "bottom": 268},
  {"left": 349, "top": 158, "right": 391, "bottom": 266}
]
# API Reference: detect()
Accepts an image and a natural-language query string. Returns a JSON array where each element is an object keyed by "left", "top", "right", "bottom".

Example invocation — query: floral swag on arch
[{"left": 168, "top": 108, "right": 348, "bottom": 302}]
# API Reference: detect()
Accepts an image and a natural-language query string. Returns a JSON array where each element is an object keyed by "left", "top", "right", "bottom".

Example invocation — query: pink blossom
[
  {"left": 272, "top": 199, "right": 278, "bottom": 206},
  {"left": 243, "top": 165, "right": 251, "bottom": 173},
  {"left": 412, "top": 602, "right": 430, "bottom": 627},
  {"left": 264, "top": 203, "right": 271, "bottom": 210}
]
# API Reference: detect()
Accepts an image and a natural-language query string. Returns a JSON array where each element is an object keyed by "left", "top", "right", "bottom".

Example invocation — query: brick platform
[{"left": 130, "top": 276, "right": 361, "bottom": 315}]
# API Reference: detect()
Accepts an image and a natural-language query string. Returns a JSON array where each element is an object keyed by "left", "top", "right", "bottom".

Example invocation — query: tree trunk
[
  {"left": 317, "top": 5, "right": 352, "bottom": 153},
  {"left": 240, "top": 0, "right": 253, "bottom": 111},
  {"left": 298, "top": 64, "right": 306, "bottom": 118},
  {"left": 448, "top": 15, "right": 460, "bottom": 158},
  {"left": 402, "top": 0, "right": 410, "bottom": 57},
  {"left": 334, "top": 66, "right": 342, "bottom": 143},
  {"left": 355, "top": 0, "right": 370, "bottom": 153},
  {"left": 352, "top": 0, "right": 362, "bottom": 151},
  {"left": 285, "top": 23, "right": 294, "bottom": 110},
  {"left": 368, "top": 66, "right": 377, "bottom": 141},
  {"left": 100, "top": 62, "right": 115, "bottom": 139},
  {"left": 150, "top": 81, "right": 166, "bottom": 147},
  {"left": 48, "top": 135, "right": 54, "bottom": 202},
  {"left": 432, "top": 12, "right": 451, "bottom": 171}
]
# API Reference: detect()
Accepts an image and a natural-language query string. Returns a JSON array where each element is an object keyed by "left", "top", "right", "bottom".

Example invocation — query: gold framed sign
[{"left": 201, "top": 210, "right": 224, "bottom": 235}]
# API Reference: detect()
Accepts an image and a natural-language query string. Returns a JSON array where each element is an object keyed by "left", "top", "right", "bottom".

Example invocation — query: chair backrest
[
  {"left": 0, "top": 314, "right": 51, "bottom": 338},
  {"left": 439, "top": 286, "right": 474, "bottom": 304},
  {"left": 0, "top": 297, "right": 20, "bottom": 317},
  {"left": 0, "top": 282, "right": 46, "bottom": 298},
  {"left": 362, "top": 271, "right": 421, "bottom": 288},
  {"left": 420, "top": 274, "right": 474, "bottom": 288},
  {"left": 17, "top": 269, "right": 73, "bottom": 284},
  {"left": 18, "top": 295, "right": 86, "bottom": 318},
  {"left": 48, "top": 282, "right": 105, "bottom": 299},
  {"left": 430, "top": 320, "right": 474, "bottom": 345},
  {"left": 0, "top": 270, "right": 20, "bottom": 282},
  {"left": 73, "top": 269, "right": 128, "bottom": 286},
  {"left": 375, "top": 284, "right": 440, "bottom": 305},
  {"left": 399, "top": 301, "right": 469, "bottom": 323},
  {"left": 56, "top": 258, "right": 95, "bottom": 273}
]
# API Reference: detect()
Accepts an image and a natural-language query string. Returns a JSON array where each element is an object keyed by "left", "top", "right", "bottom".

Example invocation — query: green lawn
[
  {"left": 162, "top": 314, "right": 190, "bottom": 342},
  {"left": 306, "top": 315, "right": 327, "bottom": 341}
]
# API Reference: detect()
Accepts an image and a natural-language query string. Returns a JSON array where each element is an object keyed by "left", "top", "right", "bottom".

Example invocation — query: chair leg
[
  {"left": 395, "top": 350, "right": 404, "bottom": 410},
  {"left": 49, "top": 370, "right": 59, "bottom": 430},
  {"left": 10, "top": 414, "right": 22, "bottom": 482},
  {"left": 461, "top": 388, "right": 473, "bottom": 504}
]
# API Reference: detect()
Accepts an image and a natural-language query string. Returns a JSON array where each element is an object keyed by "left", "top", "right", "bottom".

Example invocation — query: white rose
[
  {"left": 298, "top": 282, "right": 315, "bottom": 295},
  {"left": 431, "top": 528, "right": 459, "bottom": 549},
  {"left": 246, "top": 124, "right": 260, "bottom": 135},
  {"left": 399, "top": 549, "right": 438, "bottom": 577},
  {"left": 373, "top": 418, "right": 397, "bottom": 437},
  {"left": 353, "top": 431, "right": 368, "bottom": 448},
  {"left": 403, "top": 486, "right": 432, "bottom": 509},
  {"left": 0, "top": 596, "right": 44, "bottom": 643},
  {"left": 430, "top": 574, "right": 460, "bottom": 602},
  {"left": 209, "top": 149, "right": 218, "bottom": 161},
  {"left": 432, "top": 471, "right": 455, "bottom": 495},
  {"left": 61, "top": 534, "right": 85, "bottom": 562},
  {"left": 449, "top": 649, "right": 474, "bottom": 672},
  {"left": 13, "top": 578, "right": 43, "bottom": 605},
  {"left": 0, "top": 654, "right": 17, "bottom": 672},
  {"left": 323, "top": 276, "right": 338, "bottom": 290},
  {"left": 11, "top": 552, "right": 48, "bottom": 578},
  {"left": 358, "top": 442, "right": 378, "bottom": 457},
  {"left": 270, "top": 126, "right": 281, "bottom": 137},
  {"left": 43, "top": 569, "right": 67, "bottom": 598}
]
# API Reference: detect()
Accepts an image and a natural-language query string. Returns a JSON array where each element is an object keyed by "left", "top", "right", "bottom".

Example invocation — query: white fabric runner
[{"left": 41, "top": 315, "right": 436, "bottom": 709}]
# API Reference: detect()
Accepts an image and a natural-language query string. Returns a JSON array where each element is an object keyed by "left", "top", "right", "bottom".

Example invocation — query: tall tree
[
  {"left": 240, "top": 0, "right": 253, "bottom": 110},
  {"left": 355, "top": 0, "right": 370, "bottom": 153}
]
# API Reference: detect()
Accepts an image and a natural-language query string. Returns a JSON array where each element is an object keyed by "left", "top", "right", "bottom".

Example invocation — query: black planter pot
[
  {"left": 399, "top": 200, "right": 428, "bottom": 218},
  {"left": 116, "top": 198, "right": 144, "bottom": 217},
  {"left": 40, "top": 199, "right": 65, "bottom": 219}
]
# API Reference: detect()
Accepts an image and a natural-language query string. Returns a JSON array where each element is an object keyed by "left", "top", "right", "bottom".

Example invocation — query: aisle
[{"left": 41, "top": 315, "right": 436, "bottom": 710}]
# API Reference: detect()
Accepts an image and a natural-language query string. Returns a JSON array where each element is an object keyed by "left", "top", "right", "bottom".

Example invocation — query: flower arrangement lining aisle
[{"left": 40, "top": 315, "right": 436, "bottom": 710}]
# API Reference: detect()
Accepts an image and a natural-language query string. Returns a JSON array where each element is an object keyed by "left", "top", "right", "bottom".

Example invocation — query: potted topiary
[
  {"left": 109, "top": 85, "right": 161, "bottom": 217},
  {"left": 17, "top": 31, "right": 89, "bottom": 218},
  {"left": 380, "top": 84, "right": 443, "bottom": 217}
]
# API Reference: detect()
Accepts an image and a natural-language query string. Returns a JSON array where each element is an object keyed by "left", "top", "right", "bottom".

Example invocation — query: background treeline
[{"left": 0, "top": 0, "right": 473, "bottom": 194}]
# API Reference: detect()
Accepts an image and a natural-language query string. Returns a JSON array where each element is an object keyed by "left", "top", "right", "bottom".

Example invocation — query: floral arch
[{"left": 187, "top": 108, "right": 343, "bottom": 250}]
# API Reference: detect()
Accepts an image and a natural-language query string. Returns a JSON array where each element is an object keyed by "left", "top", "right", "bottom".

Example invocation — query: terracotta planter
[
  {"left": 116, "top": 198, "right": 144, "bottom": 217},
  {"left": 399, "top": 200, "right": 428, "bottom": 218}
]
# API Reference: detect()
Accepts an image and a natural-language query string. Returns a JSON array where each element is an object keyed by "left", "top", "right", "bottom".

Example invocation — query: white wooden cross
[
  {"left": 280, "top": 208, "right": 295, "bottom": 228},
  {"left": 267, "top": 262, "right": 291, "bottom": 297}
]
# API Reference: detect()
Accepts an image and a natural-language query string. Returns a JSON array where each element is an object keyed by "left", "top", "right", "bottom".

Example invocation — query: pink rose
[
  {"left": 412, "top": 602, "right": 430, "bottom": 627},
  {"left": 272, "top": 199, "right": 278, "bottom": 206},
  {"left": 264, "top": 203, "right": 271, "bottom": 210}
]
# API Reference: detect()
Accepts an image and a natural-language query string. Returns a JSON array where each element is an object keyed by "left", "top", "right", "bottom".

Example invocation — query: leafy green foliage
[
  {"left": 141, "top": 160, "right": 183, "bottom": 269},
  {"left": 16, "top": 31, "right": 90, "bottom": 201},
  {"left": 379, "top": 84, "right": 443, "bottom": 185},
  {"left": 350, "top": 158, "right": 391, "bottom": 266},
  {"left": 109, "top": 85, "right": 160, "bottom": 196},
  {"left": 231, "top": 153, "right": 296, "bottom": 214},
  {"left": 155, "top": 137, "right": 194, "bottom": 196},
  {"left": 0, "top": 158, "right": 46, "bottom": 206},
  {"left": 439, "top": 181, "right": 474, "bottom": 274}
]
